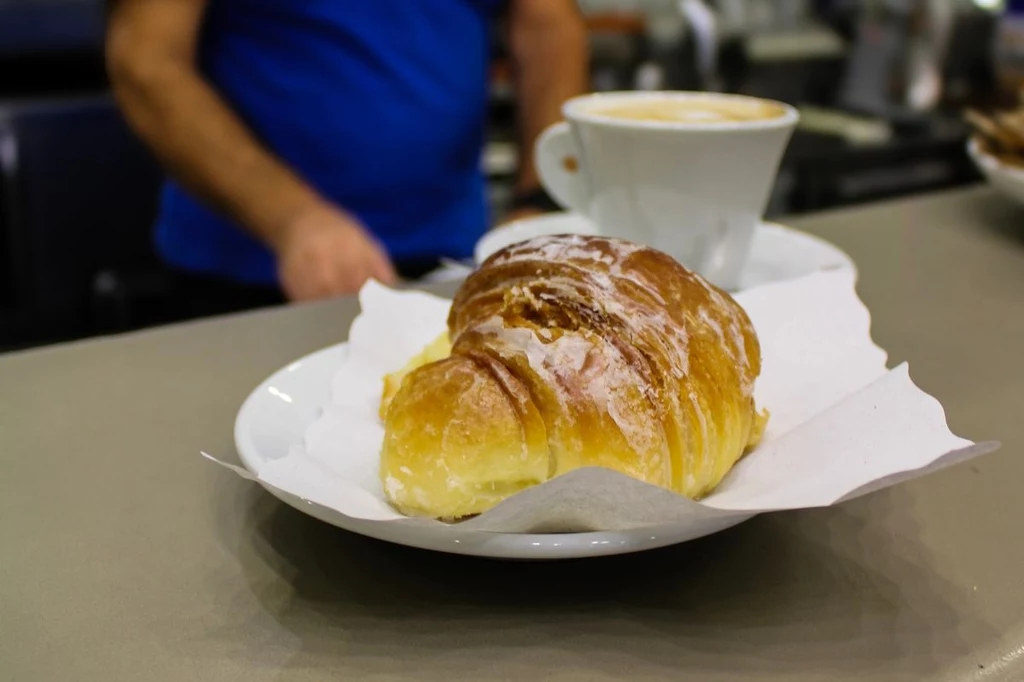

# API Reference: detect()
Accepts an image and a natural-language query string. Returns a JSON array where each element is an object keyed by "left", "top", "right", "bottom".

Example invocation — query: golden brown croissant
[{"left": 379, "top": 235, "right": 766, "bottom": 519}]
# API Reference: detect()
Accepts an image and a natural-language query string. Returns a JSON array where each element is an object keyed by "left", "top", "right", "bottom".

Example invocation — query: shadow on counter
[{"left": 203, "top": 483, "right": 994, "bottom": 679}]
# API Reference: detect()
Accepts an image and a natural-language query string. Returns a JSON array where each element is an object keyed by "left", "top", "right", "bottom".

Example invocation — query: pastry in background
[
  {"left": 379, "top": 235, "right": 767, "bottom": 520},
  {"left": 967, "top": 103, "right": 1024, "bottom": 169}
]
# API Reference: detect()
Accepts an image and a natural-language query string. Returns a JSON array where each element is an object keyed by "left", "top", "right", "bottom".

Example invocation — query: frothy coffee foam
[{"left": 587, "top": 97, "right": 786, "bottom": 124}]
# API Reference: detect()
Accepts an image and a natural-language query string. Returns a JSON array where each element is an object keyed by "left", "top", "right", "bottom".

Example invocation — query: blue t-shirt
[{"left": 155, "top": 0, "right": 503, "bottom": 285}]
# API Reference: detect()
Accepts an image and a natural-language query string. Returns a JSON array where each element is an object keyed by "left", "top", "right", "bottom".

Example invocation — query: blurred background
[{"left": 0, "top": 0, "right": 1020, "bottom": 349}]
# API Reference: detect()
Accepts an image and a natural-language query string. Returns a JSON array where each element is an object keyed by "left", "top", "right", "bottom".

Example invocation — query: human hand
[{"left": 274, "top": 202, "right": 397, "bottom": 301}]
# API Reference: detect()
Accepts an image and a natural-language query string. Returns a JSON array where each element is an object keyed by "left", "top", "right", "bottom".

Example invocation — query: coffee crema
[{"left": 587, "top": 97, "right": 787, "bottom": 124}]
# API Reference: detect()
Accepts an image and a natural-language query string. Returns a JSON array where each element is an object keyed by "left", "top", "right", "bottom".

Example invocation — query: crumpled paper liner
[{"left": 210, "top": 270, "right": 999, "bottom": 533}]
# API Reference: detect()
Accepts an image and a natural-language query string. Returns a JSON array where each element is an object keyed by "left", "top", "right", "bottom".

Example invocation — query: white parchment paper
[{"left": 214, "top": 270, "right": 999, "bottom": 533}]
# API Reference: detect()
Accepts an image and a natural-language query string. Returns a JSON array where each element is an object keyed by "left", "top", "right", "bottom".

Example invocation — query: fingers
[
  {"left": 277, "top": 222, "right": 399, "bottom": 301},
  {"left": 281, "top": 253, "right": 351, "bottom": 301},
  {"left": 332, "top": 254, "right": 394, "bottom": 295},
  {"left": 369, "top": 249, "right": 399, "bottom": 286}
]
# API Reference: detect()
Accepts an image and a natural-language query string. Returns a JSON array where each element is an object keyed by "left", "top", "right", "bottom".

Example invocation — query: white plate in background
[
  {"left": 967, "top": 137, "right": 1024, "bottom": 207},
  {"left": 474, "top": 213, "right": 856, "bottom": 291}
]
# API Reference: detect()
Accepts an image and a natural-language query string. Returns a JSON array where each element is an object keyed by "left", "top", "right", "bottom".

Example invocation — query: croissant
[{"left": 379, "top": 235, "right": 766, "bottom": 520}]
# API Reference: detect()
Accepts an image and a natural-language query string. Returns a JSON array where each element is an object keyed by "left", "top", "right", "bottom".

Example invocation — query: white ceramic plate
[
  {"left": 967, "top": 138, "right": 1024, "bottom": 207},
  {"left": 234, "top": 345, "right": 752, "bottom": 559},
  {"left": 234, "top": 221, "right": 855, "bottom": 559},
  {"left": 475, "top": 213, "right": 856, "bottom": 291}
]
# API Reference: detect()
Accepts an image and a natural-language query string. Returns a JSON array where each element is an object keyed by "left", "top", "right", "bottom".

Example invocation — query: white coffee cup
[{"left": 535, "top": 91, "right": 799, "bottom": 289}]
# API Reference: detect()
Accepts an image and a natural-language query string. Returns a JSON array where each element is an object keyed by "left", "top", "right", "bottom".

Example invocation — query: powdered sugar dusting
[
  {"left": 487, "top": 236, "right": 692, "bottom": 383},
  {"left": 499, "top": 233, "right": 645, "bottom": 265},
  {"left": 477, "top": 315, "right": 662, "bottom": 459},
  {"left": 698, "top": 306, "right": 723, "bottom": 338},
  {"left": 384, "top": 475, "right": 404, "bottom": 498},
  {"left": 693, "top": 275, "right": 753, "bottom": 395},
  {"left": 584, "top": 348, "right": 663, "bottom": 457},
  {"left": 450, "top": 234, "right": 761, "bottom": 495},
  {"left": 476, "top": 316, "right": 590, "bottom": 375},
  {"left": 494, "top": 234, "right": 664, "bottom": 306}
]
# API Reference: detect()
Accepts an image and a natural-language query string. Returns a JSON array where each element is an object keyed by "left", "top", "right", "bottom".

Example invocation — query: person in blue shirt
[{"left": 106, "top": 0, "right": 587, "bottom": 308}]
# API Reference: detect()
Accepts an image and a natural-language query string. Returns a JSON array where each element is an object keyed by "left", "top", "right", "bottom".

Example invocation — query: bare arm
[
  {"left": 106, "top": 0, "right": 395, "bottom": 297},
  {"left": 508, "top": 0, "right": 589, "bottom": 196},
  {"left": 107, "top": 0, "right": 320, "bottom": 249}
]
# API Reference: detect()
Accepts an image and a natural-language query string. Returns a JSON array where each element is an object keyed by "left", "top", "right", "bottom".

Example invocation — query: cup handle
[{"left": 535, "top": 121, "right": 589, "bottom": 214}]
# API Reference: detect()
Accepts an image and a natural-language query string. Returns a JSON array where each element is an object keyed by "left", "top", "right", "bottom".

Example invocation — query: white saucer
[
  {"left": 474, "top": 213, "right": 856, "bottom": 291},
  {"left": 968, "top": 138, "right": 1024, "bottom": 207},
  {"left": 234, "top": 344, "right": 752, "bottom": 559}
]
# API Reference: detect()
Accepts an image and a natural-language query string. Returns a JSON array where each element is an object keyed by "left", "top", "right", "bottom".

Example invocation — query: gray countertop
[{"left": 2, "top": 187, "right": 1023, "bottom": 681}]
